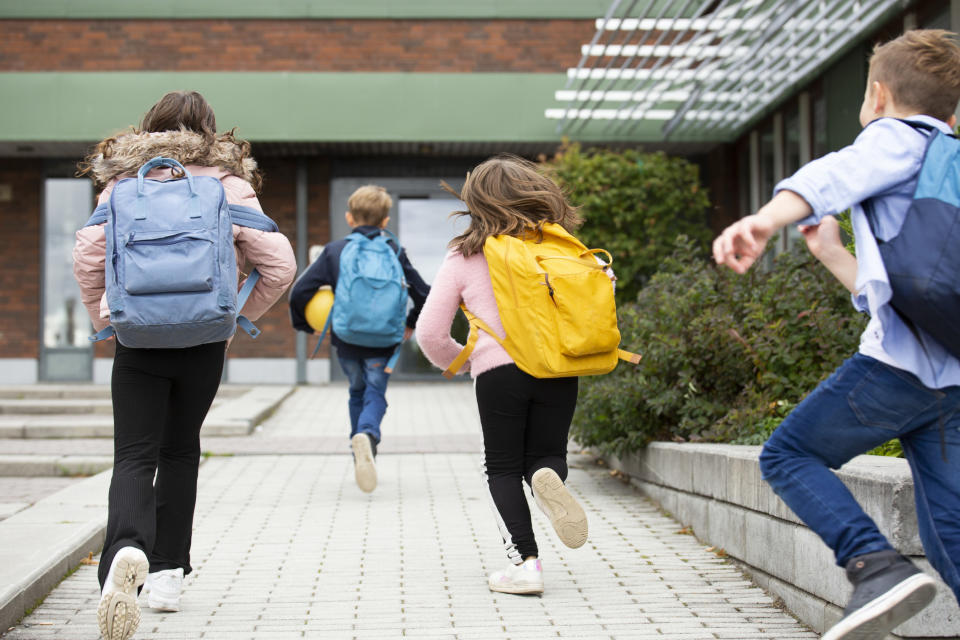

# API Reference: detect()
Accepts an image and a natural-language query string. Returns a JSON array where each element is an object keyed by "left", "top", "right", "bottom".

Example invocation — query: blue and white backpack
[
  {"left": 330, "top": 229, "right": 409, "bottom": 348},
  {"left": 869, "top": 119, "right": 960, "bottom": 358},
  {"left": 83, "top": 156, "right": 279, "bottom": 349}
]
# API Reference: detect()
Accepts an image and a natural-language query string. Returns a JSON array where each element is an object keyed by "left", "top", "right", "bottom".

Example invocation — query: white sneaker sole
[
  {"left": 98, "top": 550, "right": 148, "bottom": 640},
  {"left": 532, "top": 468, "right": 588, "bottom": 549},
  {"left": 351, "top": 434, "right": 377, "bottom": 493},
  {"left": 488, "top": 579, "right": 544, "bottom": 595},
  {"left": 821, "top": 573, "right": 937, "bottom": 640},
  {"left": 147, "top": 593, "right": 180, "bottom": 612}
]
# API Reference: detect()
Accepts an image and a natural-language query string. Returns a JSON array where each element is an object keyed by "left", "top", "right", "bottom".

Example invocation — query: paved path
[{"left": 3, "top": 384, "right": 817, "bottom": 639}]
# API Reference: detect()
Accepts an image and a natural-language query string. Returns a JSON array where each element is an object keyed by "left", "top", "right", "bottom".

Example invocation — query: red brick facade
[
  {"left": 0, "top": 19, "right": 595, "bottom": 72},
  {"left": 0, "top": 160, "right": 41, "bottom": 358},
  {"left": 0, "top": 15, "right": 589, "bottom": 371}
]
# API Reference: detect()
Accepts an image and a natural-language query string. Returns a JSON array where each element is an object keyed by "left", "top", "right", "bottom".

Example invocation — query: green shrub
[
  {"left": 547, "top": 143, "right": 712, "bottom": 304},
  {"left": 572, "top": 236, "right": 867, "bottom": 455}
]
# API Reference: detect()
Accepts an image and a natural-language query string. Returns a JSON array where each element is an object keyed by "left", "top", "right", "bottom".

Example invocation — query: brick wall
[
  {"left": 0, "top": 19, "right": 595, "bottom": 72},
  {"left": 227, "top": 157, "right": 330, "bottom": 359},
  {"left": 0, "top": 160, "right": 41, "bottom": 358}
]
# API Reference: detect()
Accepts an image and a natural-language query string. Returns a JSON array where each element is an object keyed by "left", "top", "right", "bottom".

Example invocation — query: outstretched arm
[{"left": 713, "top": 190, "right": 812, "bottom": 273}]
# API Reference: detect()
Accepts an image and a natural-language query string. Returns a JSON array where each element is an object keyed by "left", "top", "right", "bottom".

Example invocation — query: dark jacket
[{"left": 289, "top": 225, "right": 431, "bottom": 359}]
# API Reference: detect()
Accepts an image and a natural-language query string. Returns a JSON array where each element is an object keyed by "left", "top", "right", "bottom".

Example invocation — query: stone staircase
[{"left": 0, "top": 385, "right": 294, "bottom": 438}]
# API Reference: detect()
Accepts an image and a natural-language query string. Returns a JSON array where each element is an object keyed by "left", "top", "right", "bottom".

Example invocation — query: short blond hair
[
  {"left": 347, "top": 185, "right": 392, "bottom": 225},
  {"left": 870, "top": 29, "right": 960, "bottom": 122}
]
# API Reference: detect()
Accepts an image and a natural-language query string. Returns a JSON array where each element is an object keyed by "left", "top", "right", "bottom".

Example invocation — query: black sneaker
[{"left": 822, "top": 550, "right": 936, "bottom": 640}]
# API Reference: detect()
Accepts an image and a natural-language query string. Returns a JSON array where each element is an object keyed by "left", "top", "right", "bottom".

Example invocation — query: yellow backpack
[{"left": 443, "top": 223, "right": 641, "bottom": 379}]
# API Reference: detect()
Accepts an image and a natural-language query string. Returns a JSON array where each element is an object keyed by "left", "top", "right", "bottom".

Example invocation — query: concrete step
[
  {"left": 0, "top": 385, "right": 295, "bottom": 438},
  {"left": 0, "top": 455, "right": 113, "bottom": 477},
  {"left": 0, "top": 398, "right": 114, "bottom": 415},
  {"left": 0, "top": 384, "right": 252, "bottom": 401}
]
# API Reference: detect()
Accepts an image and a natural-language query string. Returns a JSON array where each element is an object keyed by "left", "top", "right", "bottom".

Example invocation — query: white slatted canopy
[{"left": 547, "top": 0, "right": 906, "bottom": 141}]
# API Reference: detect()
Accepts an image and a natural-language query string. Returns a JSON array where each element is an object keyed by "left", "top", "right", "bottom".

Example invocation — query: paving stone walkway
[{"left": 3, "top": 384, "right": 818, "bottom": 639}]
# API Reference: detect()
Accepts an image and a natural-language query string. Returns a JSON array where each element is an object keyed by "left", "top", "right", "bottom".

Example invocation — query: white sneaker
[
  {"left": 144, "top": 568, "right": 183, "bottom": 612},
  {"left": 488, "top": 557, "right": 544, "bottom": 595},
  {"left": 351, "top": 433, "right": 377, "bottom": 493},
  {"left": 531, "top": 468, "right": 588, "bottom": 548},
  {"left": 97, "top": 546, "right": 148, "bottom": 640}
]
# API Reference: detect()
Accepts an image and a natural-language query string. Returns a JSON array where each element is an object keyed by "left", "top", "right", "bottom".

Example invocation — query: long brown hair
[
  {"left": 78, "top": 90, "right": 262, "bottom": 192},
  {"left": 140, "top": 90, "right": 217, "bottom": 140},
  {"left": 444, "top": 155, "right": 582, "bottom": 257}
]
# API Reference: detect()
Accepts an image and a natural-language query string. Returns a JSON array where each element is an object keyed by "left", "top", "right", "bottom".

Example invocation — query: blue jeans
[
  {"left": 760, "top": 353, "right": 960, "bottom": 603},
  {"left": 337, "top": 354, "right": 389, "bottom": 445}
]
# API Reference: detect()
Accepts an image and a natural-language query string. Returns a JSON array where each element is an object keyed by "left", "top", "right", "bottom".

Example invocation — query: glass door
[
  {"left": 327, "top": 178, "right": 467, "bottom": 380},
  {"left": 392, "top": 196, "right": 469, "bottom": 377},
  {"left": 40, "top": 178, "right": 94, "bottom": 381}
]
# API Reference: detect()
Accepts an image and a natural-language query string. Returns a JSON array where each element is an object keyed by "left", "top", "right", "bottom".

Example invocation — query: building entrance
[{"left": 328, "top": 178, "right": 467, "bottom": 381}]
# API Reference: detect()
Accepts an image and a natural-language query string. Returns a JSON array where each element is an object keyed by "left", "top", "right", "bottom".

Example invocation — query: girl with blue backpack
[{"left": 74, "top": 90, "right": 296, "bottom": 640}]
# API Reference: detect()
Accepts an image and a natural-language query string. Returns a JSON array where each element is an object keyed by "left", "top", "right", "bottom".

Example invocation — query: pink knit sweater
[{"left": 416, "top": 250, "right": 513, "bottom": 378}]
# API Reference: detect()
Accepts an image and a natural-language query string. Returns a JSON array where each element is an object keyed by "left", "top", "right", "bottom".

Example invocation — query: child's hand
[
  {"left": 712, "top": 214, "right": 775, "bottom": 273},
  {"left": 403, "top": 327, "right": 413, "bottom": 341},
  {"left": 798, "top": 216, "right": 843, "bottom": 261}
]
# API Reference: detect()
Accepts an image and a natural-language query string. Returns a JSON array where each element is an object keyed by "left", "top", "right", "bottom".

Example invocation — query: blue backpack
[
  {"left": 82, "top": 156, "right": 280, "bottom": 349},
  {"left": 868, "top": 120, "right": 960, "bottom": 358},
  {"left": 330, "top": 230, "right": 409, "bottom": 348}
]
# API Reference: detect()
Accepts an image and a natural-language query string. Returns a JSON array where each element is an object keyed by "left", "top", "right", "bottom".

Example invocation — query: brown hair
[
  {"left": 78, "top": 90, "right": 262, "bottom": 192},
  {"left": 444, "top": 155, "right": 582, "bottom": 257},
  {"left": 347, "top": 185, "right": 393, "bottom": 225},
  {"left": 869, "top": 29, "right": 960, "bottom": 121},
  {"left": 140, "top": 90, "right": 217, "bottom": 139}
]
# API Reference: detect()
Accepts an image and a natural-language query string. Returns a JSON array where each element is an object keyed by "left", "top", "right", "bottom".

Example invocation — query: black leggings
[
  {"left": 98, "top": 341, "right": 225, "bottom": 588},
  {"left": 475, "top": 364, "right": 578, "bottom": 563}
]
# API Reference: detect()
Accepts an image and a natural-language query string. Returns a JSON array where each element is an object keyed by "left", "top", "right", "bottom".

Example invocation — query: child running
[
  {"left": 75, "top": 90, "right": 296, "bottom": 640},
  {"left": 416, "top": 155, "right": 590, "bottom": 595},
  {"left": 289, "top": 185, "right": 430, "bottom": 493},
  {"left": 713, "top": 30, "right": 960, "bottom": 640}
]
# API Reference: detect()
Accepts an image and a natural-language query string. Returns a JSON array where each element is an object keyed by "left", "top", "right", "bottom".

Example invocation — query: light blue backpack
[
  {"left": 331, "top": 230, "right": 409, "bottom": 347},
  {"left": 311, "top": 229, "right": 408, "bottom": 365},
  {"left": 83, "top": 156, "right": 280, "bottom": 349}
]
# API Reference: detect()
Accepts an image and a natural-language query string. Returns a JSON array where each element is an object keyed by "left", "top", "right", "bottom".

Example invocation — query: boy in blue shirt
[
  {"left": 714, "top": 30, "right": 960, "bottom": 640},
  {"left": 290, "top": 185, "right": 430, "bottom": 493}
]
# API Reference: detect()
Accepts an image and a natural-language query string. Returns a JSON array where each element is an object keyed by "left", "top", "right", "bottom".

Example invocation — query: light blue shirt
[{"left": 775, "top": 115, "right": 960, "bottom": 389}]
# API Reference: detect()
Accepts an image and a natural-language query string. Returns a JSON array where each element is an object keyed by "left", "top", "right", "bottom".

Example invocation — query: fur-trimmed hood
[{"left": 84, "top": 130, "right": 259, "bottom": 188}]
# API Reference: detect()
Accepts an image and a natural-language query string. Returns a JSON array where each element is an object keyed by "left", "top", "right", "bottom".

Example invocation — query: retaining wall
[{"left": 605, "top": 443, "right": 960, "bottom": 638}]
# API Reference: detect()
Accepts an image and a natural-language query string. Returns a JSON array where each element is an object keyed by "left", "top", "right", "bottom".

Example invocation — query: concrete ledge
[
  {"left": 0, "top": 470, "right": 109, "bottom": 633},
  {"left": 0, "top": 455, "right": 113, "bottom": 477},
  {"left": 201, "top": 385, "right": 295, "bottom": 435},
  {"left": 0, "top": 385, "right": 295, "bottom": 438},
  {"left": 606, "top": 443, "right": 960, "bottom": 638}
]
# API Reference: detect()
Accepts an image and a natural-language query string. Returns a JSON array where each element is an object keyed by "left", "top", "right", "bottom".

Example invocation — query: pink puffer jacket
[{"left": 72, "top": 132, "right": 296, "bottom": 332}]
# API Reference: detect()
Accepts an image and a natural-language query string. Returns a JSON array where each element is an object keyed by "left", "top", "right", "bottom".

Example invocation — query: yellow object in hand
[{"left": 304, "top": 286, "right": 334, "bottom": 333}]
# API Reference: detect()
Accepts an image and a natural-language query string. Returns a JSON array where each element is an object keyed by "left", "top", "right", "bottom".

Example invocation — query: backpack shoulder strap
[
  {"left": 442, "top": 306, "right": 504, "bottom": 379},
  {"left": 84, "top": 202, "right": 110, "bottom": 227},
  {"left": 228, "top": 204, "right": 280, "bottom": 232},
  {"left": 377, "top": 228, "right": 403, "bottom": 256}
]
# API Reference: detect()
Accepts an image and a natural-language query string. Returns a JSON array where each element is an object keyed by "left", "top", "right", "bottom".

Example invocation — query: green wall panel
[
  {"left": 0, "top": 72, "right": 665, "bottom": 143},
  {"left": 0, "top": 0, "right": 613, "bottom": 19}
]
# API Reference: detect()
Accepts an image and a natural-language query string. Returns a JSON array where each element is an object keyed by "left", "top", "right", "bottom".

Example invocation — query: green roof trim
[
  {"left": 0, "top": 72, "right": 665, "bottom": 143},
  {"left": 0, "top": 0, "right": 611, "bottom": 19}
]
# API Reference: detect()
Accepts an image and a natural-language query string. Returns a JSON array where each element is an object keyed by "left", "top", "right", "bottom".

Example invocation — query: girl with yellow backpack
[{"left": 417, "top": 155, "right": 637, "bottom": 595}]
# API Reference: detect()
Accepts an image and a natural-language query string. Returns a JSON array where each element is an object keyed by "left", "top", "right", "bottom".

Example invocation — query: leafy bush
[
  {"left": 572, "top": 236, "right": 867, "bottom": 455},
  {"left": 547, "top": 143, "right": 712, "bottom": 304}
]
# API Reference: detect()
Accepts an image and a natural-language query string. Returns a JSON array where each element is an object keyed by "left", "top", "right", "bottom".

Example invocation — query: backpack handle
[
  {"left": 137, "top": 156, "right": 196, "bottom": 196},
  {"left": 135, "top": 156, "right": 200, "bottom": 221}
]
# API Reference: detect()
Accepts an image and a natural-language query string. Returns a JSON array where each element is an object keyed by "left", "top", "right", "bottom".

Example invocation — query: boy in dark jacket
[{"left": 290, "top": 185, "right": 430, "bottom": 493}]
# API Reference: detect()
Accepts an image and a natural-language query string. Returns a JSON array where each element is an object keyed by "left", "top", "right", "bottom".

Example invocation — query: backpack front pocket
[
  {"left": 123, "top": 230, "right": 216, "bottom": 294},
  {"left": 546, "top": 269, "right": 620, "bottom": 357}
]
